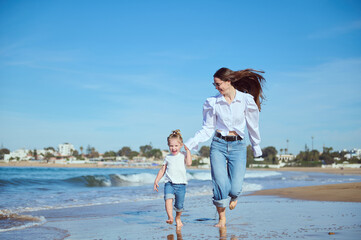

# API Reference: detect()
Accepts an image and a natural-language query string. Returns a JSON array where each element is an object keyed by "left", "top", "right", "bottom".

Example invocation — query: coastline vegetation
[
  {"left": 1, "top": 143, "right": 360, "bottom": 167},
  {"left": 246, "top": 145, "right": 361, "bottom": 168}
]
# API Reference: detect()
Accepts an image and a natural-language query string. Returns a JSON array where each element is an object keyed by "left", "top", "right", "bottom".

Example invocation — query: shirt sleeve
[
  {"left": 162, "top": 156, "right": 168, "bottom": 165},
  {"left": 245, "top": 94, "right": 262, "bottom": 157},
  {"left": 184, "top": 98, "right": 216, "bottom": 151}
]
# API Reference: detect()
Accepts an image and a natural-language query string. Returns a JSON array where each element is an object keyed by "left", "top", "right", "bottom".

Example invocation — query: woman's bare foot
[
  {"left": 166, "top": 218, "right": 174, "bottom": 224},
  {"left": 229, "top": 200, "right": 237, "bottom": 210},
  {"left": 214, "top": 218, "right": 226, "bottom": 227},
  {"left": 215, "top": 207, "right": 226, "bottom": 227}
]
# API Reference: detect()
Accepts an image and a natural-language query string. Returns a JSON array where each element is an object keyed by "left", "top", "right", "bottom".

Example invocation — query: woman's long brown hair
[{"left": 213, "top": 67, "right": 265, "bottom": 111}]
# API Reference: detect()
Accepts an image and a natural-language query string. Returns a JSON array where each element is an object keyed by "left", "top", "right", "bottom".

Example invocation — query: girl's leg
[
  {"left": 175, "top": 211, "right": 183, "bottom": 227},
  {"left": 164, "top": 182, "right": 175, "bottom": 224},
  {"left": 227, "top": 141, "right": 247, "bottom": 209},
  {"left": 174, "top": 184, "right": 186, "bottom": 227},
  {"left": 165, "top": 199, "right": 174, "bottom": 224}
]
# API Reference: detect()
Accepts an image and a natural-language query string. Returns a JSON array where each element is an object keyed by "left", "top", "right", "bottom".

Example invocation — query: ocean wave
[
  {"left": 65, "top": 173, "right": 159, "bottom": 187},
  {"left": 0, "top": 178, "right": 60, "bottom": 187},
  {"left": 245, "top": 171, "right": 282, "bottom": 179},
  {"left": 242, "top": 182, "right": 263, "bottom": 192},
  {"left": 0, "top": 209, "right": 46, "bottom": 232},
  {"left": 0, "top": 170, "right": 281, "bottom": 189},
  {"left": 66, "top": 175, "right": 112, "bottom": 187},
  {"left": 187, "top": 172, "right": 212, "bottom": 181},
  {"left": 187, "top": 170, "right": 282, "bottom": 181},
  {"left": 110, "top": 173, "right": 156, "bottom": 186}
]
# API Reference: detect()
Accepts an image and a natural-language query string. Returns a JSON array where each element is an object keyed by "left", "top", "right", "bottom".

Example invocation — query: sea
[{"left": 1, "top": 166, "right": 361, "bottom": 235}]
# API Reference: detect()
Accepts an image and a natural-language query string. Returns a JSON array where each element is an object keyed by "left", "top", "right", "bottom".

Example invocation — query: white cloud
[{"left": 308, "top": 19, "right": 361, "bottom": 39}]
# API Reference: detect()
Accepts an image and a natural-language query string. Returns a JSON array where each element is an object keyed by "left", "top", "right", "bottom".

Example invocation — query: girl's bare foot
[
  {"left": 175, "top": 217, "right": 183, "bottom": 227},
  {"left": 229, "top": 200, "right": 237, "bottom": 210},
  {"left": 166, "top": 218, "right": 174, "bottom": 224},
  {"left": 219, "top": 226, "right": 227, "bottom": 238}
]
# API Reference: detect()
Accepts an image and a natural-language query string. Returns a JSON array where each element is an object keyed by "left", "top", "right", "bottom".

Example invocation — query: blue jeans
[
  {"left": 210, "top": 135, "right": 247, "bottom": 208},
  {"left": 164, "top": 182, "right": 186, "bottom": 212}
]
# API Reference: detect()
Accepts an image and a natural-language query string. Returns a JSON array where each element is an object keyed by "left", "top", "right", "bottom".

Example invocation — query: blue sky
[{"left": 1, "top": 0, "right": 360, "bottom": 154}]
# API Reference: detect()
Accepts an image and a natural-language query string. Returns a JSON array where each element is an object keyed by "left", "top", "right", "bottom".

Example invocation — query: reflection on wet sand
[
  {"left": 219, "top": 226, "right": 239, "bottom": 240},
  {"left": 166, "top": 226, "right": 183, "bottom": 240},
  {"left": 219, "top": 226, "right": 227, "bottom": 239}
]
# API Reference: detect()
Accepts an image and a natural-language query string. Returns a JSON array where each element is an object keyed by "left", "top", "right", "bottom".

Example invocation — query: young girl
[{"left": 153, "top": 130, "right": 192, "bottom": 228}]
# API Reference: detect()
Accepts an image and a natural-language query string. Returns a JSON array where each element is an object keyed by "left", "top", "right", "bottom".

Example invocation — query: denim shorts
[{"left": 164, "top": 182, "right": 186, "bottom": 212}]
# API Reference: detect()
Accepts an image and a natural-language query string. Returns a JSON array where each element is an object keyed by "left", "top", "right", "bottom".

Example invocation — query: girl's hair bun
[{"left": 167, "top": 129, "right": 183, "bottom": 144}]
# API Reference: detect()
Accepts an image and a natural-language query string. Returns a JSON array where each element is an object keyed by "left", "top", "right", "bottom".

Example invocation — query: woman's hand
[
  {"left": 184, "top": 144, "right": 192, "bottom": 166},
  {"left": 153, "top": 182, "right": 159, "bottom": 192},
  {"left": 184, "top": 144, "right": 190, "bottom": 152}
]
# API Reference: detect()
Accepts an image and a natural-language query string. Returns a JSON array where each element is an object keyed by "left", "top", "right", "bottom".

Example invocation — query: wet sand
[
  {"left": 249, "top": 182, "right": 361, "bottom": 202},
  {"left": 4, "top": 194, "right": 361, "bottom": 240}
]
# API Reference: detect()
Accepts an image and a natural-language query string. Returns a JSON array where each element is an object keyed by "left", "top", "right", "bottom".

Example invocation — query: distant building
[
  {"left": 200, "top": 157, "right": 210, "bottom": 167},
  {"left": 58, "top": 143, "right": 75, "bottom": 156},
  {"left": 36, "top": 149, "right": 57, "bottom": 160},
  {"left": 4, "top": 149, "right": 31, "bottom": 162},
  {"left": 254, "top": 157, "right": 264, "bottom": 162},
  {"left": 133, "top": 156, "right": 147, "bottom": 162},
  {"left": 161, "top": 150, "right": 172, "bottom": 159},
  {"left": 277, "top": 154, "right": 295, "bottom": 162},
  {"left": 344, "top": 148, "right": 361, "bottom": 159}
]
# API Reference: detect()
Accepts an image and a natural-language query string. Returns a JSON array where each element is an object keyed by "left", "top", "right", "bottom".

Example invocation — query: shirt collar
[{"left": 216, "top": 90, "right": 243, "bottom": 104}]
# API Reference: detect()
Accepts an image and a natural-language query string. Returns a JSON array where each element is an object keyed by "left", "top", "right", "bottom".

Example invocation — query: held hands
[
  {"left": 184, "top": 144, "right": 190, "bottom": 152},
  {"left": 153, "top": 181, "right": 159, "bottom": 192}
]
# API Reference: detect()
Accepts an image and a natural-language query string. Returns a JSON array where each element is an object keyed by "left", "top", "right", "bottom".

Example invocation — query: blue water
[{"left": 1, "top": 167, "right": 360, "bottom": 232}]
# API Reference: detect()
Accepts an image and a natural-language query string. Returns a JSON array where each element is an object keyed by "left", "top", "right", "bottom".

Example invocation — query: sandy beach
[
  {"left": 1, "top": 164, "right": 361, "bottom": 239},
  {"left": 250, "top": 182, "right": 361, "bottom": 202},
  {"left": 257, "top": 167, "right": 361, "bottom": 175}
]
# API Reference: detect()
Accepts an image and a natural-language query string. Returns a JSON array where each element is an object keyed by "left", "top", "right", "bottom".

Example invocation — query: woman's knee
[{"left": 229, "top": 181, "right": 243, "bottom": 198}]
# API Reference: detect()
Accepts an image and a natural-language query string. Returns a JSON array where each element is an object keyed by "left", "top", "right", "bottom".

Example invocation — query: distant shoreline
[
  {"left": 0, "top": 161, "right": 161, "bottom": 169},
  {"left": 1, "top": 162, "right": 360, "bottom": 174}
]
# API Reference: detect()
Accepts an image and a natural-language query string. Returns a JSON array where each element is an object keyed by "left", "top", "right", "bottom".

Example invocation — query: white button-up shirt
[{"left": 185, "top": 90, "right": 262, "bottom": 157}]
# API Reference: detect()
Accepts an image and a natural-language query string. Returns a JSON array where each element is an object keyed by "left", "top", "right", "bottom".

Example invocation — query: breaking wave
[
  {"left": 0, "top": 209, "right": 46, "bottom": 232},
  {"left": 1, "top": 172, "right": 218, "bottom": 188}
]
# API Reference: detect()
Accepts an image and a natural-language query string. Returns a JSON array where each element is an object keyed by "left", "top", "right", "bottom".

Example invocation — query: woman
[{"left": 185, "top": 67, "right": 265, "bottom": 227}]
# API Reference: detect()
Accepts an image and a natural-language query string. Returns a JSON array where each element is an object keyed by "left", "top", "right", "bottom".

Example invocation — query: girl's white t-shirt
[{"left": 163, "top": 152, "right": 187, "bottom": 184}]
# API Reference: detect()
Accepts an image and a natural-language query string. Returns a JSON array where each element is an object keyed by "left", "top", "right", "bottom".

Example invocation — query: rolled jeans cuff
[
  {"left": 164, "top": 193, "right": 175, "bottom": 200},
  {"left": 212, "top": 198, "right": 229, "bottom": 208},
  {"left": 174, "top": 207, "right": 184, "bottom": 212},
  {"left": 230, "top": 196, "right": 238, "bottom": 202}
]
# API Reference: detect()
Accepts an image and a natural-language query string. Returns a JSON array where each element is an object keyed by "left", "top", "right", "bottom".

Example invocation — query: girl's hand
[{"left": 153, "top": 182, "right": 159, "bottom": 192}]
